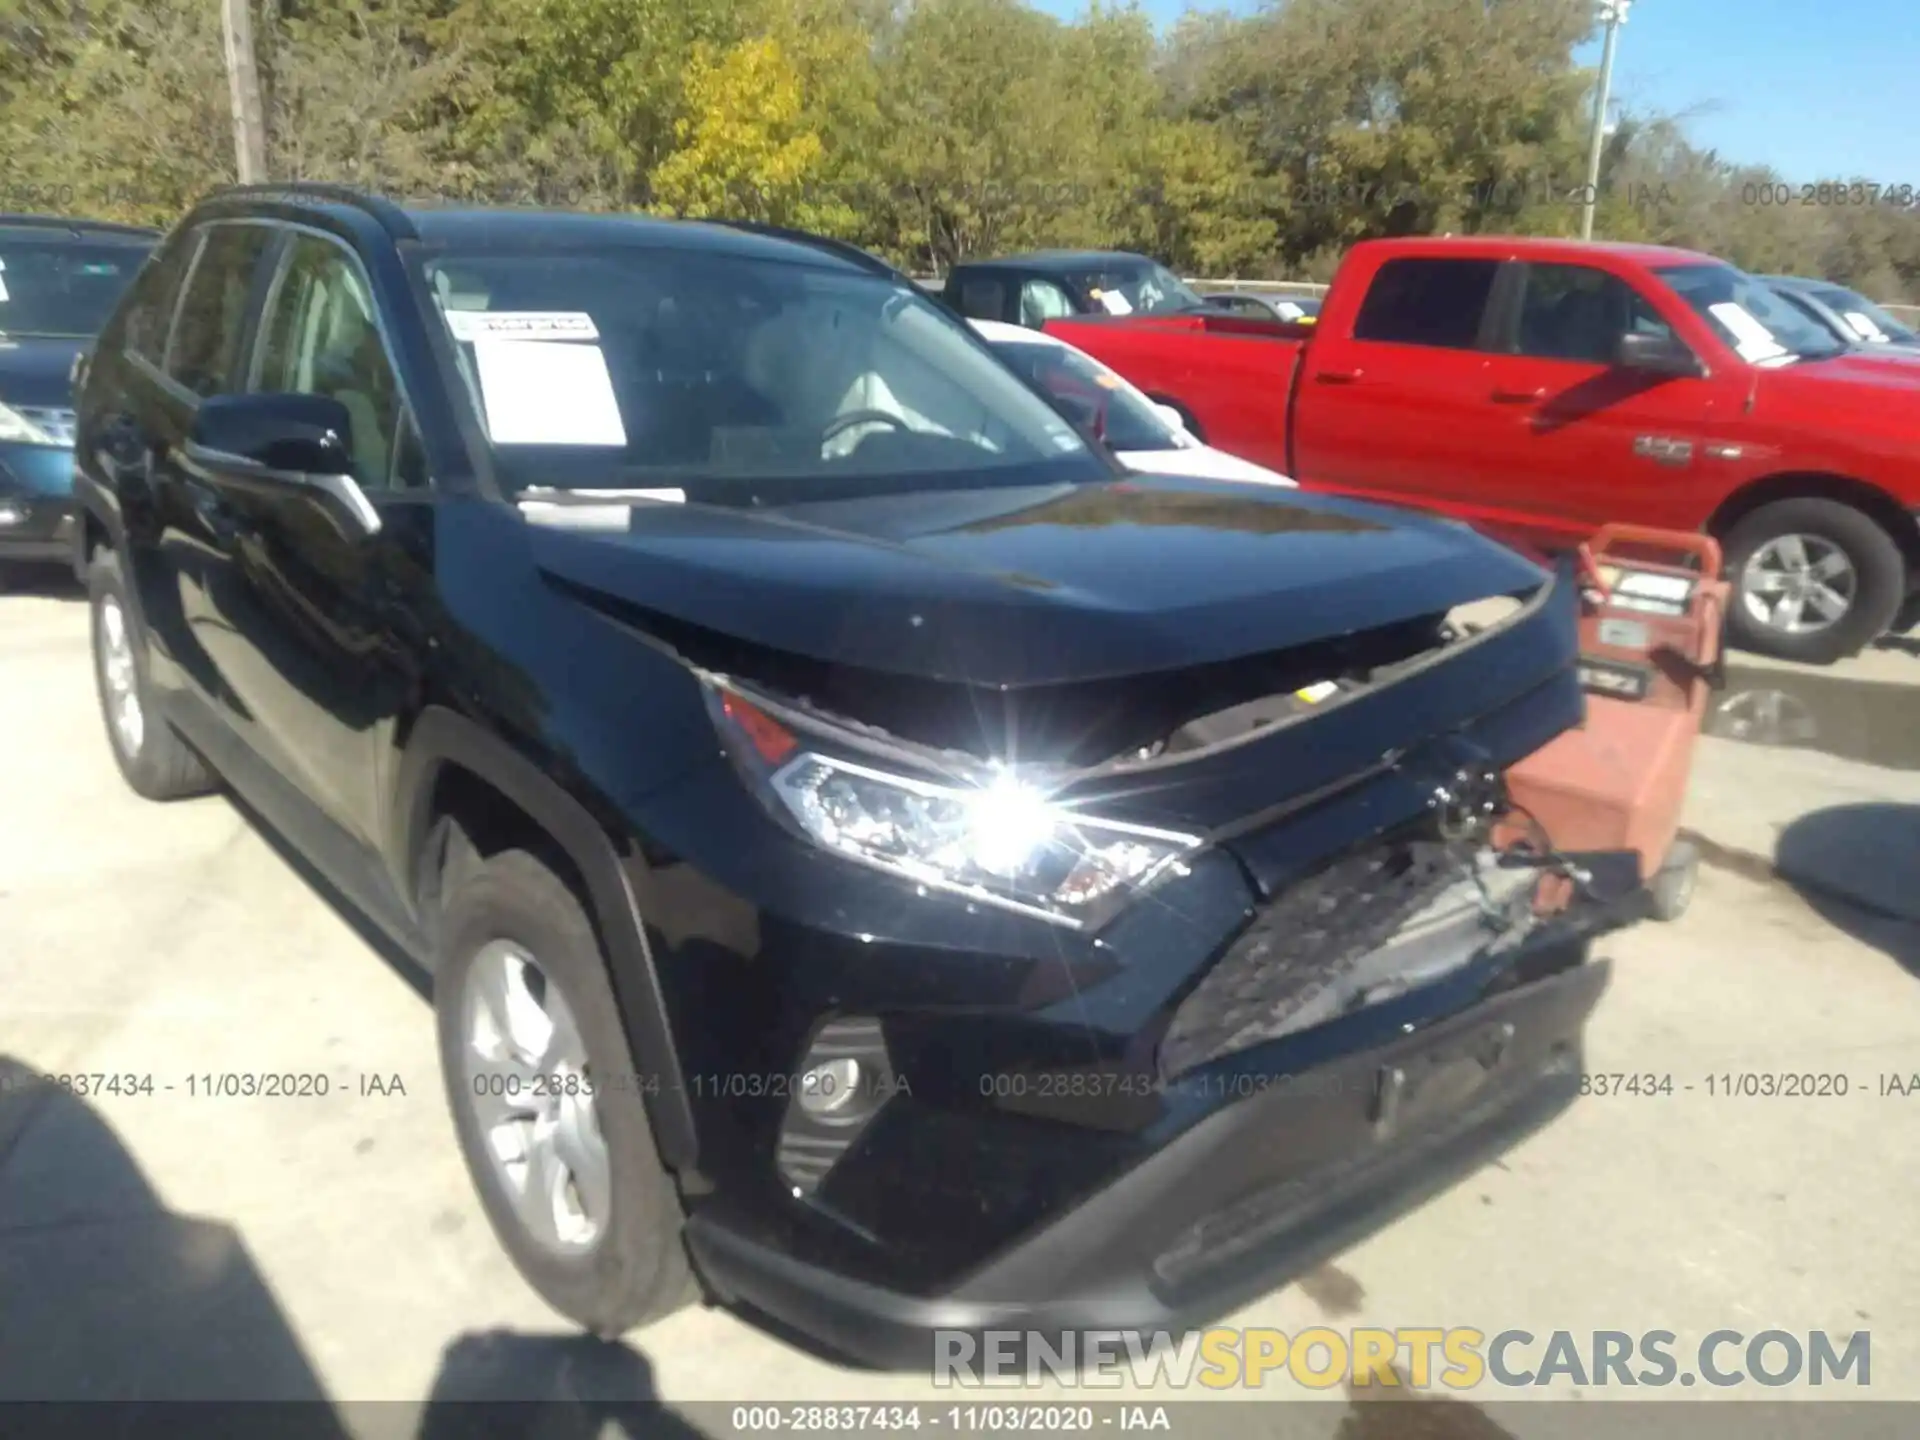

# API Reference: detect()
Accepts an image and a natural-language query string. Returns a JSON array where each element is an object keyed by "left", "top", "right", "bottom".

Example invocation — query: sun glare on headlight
[
  {"left": 963, "top": 772, "right": 1057, "bottom": 878},
  {"left": 763, "top": 750, "right": 1200, "bottom": 925}
]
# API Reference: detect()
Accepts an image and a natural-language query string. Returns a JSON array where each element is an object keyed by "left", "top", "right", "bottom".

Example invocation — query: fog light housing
[
  {"left": 777, "top": 1017, "right": 901, "bottom": 1197},
  {"left": 0, "top": 502, "right": 27, "bottom": 528}
]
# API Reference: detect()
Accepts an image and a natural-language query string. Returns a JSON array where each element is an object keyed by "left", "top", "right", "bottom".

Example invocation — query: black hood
[
  {"left": 0, "top": 336, "right": 84, "bottom": 409},
  {"left": 526, "top": 475, "right": 1547, "bottom": 688}
]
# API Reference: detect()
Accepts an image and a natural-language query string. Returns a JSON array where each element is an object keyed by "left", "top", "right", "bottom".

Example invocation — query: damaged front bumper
[{"left": 687, "top": 857, "right": 1642, "bottom": 1370}]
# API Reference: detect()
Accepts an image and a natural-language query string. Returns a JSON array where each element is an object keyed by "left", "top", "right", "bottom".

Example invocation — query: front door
[
  {"left": 1474, "top": 260, "right": 1729, "bottom": 541},
  {"left": 201, "top": 230, "right": 431, "bottom": 851}
]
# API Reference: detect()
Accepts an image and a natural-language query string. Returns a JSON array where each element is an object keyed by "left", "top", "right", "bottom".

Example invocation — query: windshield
[
  {"left": 420, "top": 248, "right": 1101, "bottom": 498},
  {"left": 1062, "top": 261, "right": 1205, "bottom": 317},
  {"left": 1807, "top": 284, "right": 1918, "bottom": 345},
  {"left": 988, "top": 337, "right": 1186, "bottom": 453},
  {"left": 0, "top": 237, "right": 152, "bottom": 339},
  {"left": 1656, "top": 263, "right": 1850, "bottom": 364}
]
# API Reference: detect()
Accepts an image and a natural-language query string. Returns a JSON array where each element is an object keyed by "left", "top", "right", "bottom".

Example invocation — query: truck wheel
[
  {"left": 435, "top": 847, "right": 691, "bottom": 1338},
  {"left": 1722, "top": 498, "right": 1904, "bottom": 665},
  {"left": 1648, "top": 840, "right": 1699, "bottom": 923},
  {"left": 87, "top": 548, "right": 216, "bottom": 801}
]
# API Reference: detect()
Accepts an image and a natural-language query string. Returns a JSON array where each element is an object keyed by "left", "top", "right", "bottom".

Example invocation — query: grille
[
  {"left": 16, "top": 406, "right": 77, "bottom": 446},
  {"left": 1159, "top": 832, "right": 1484, "bottom": 1078}
]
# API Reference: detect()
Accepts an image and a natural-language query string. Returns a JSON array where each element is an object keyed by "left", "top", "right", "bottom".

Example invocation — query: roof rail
[
  {"left": 707, "top": 220, "right": 910, "bottom": 283},
  {"left": 0, "top": 214, "right": 161, "bottom": 239},
  {"left": 208, "top": 182, "right": 419, "bottom": 240}
]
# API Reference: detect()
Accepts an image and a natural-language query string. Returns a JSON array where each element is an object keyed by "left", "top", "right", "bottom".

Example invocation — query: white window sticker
[
  {"left": 447, "top": 310, "right": 600, "bottom": 343},
  {"left": 1707, "top": 302, "right": 1790, "bottom": 363},
  {"left": 472, "top": 340, "right": 628, "bottom": 446},
  {"left": 1275, "top": 301, "right": 1304, "bottom": 320},
  {"left": 1096, "top": 290, "right": 1134, "bottom": 315},
  {"left": 1843, "top": 311, "right": 1890, "bottom": 343}
]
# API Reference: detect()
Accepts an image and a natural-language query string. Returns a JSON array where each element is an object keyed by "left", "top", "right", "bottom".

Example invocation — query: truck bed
[{"left": 1044, "top": 314, "right": 1310, "bottom": 475}]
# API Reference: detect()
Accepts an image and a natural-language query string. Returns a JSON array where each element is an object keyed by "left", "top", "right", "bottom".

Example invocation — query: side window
[
  {"left": 1019, "top": 279, "right": 1076, "bottom": 327},
  {"left": 120, "top": 233, "right": 200, "bottom": 362},
  {"left": 1352, "top": 257, "right": 1500, "bottom": 350},
  {"left": 167, "top": 224, "right": 276, "bottom": 397},
  {"left": 1514, "top": 263, "right": 1672, "bottom": 364},
  {"left": 955, "top": 277, "right": 1008, "bottom": 322},
  {"left": 252, "top": 234, "right": 418, "bottom": 490}
]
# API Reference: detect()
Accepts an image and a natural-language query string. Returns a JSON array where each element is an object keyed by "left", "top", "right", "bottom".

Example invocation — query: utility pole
[
  {"left": 221, "top": 0, "right": 268, "bottom": 183},
  {"left": 1579, "top": 0, "right": 1631, "bottom": 241}
]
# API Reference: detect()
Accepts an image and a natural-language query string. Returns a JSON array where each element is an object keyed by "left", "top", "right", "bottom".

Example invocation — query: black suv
[
  {"left": 0, "top": 215, "right": 156, "bottom": 584},
  {"left": 73, "top": 184, "right": 1648, "bottom": 1366}
]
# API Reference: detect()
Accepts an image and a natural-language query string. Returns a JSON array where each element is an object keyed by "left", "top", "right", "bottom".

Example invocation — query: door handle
[
  {"left": 1490, "top": 387, "right": 1547, "bottom": 404},
  {"left": 1315, "top": 367, "right": 1363, "bottom": 384}
]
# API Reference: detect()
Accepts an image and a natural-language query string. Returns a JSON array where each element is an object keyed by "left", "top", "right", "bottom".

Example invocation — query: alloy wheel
[
  {"left": 1739, "top": 533, "right": 1856, "bottom": 637},
  {"left": 462, "top": 940, "right": 611, "bottom": 1255}
]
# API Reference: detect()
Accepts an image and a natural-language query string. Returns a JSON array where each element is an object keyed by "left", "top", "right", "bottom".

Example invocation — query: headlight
[
  {"left": 710, "top": 684, "right": 1202, "bottom": 927},
  {"left": 0, "top": 401, "right": 56, "bottom": 446}
]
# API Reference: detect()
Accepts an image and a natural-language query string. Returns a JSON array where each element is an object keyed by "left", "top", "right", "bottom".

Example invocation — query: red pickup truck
[{"left": 1048, "top": 236, "right": 1920, "bottom": 664}]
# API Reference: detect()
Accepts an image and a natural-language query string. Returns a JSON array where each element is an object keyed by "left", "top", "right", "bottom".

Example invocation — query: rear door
[
  {"left": 1474, "top": 260, "right": 1729, "bottom": 538},
  {"left": 1291, "top": 255, "right": 1505, "bottom": 512}
]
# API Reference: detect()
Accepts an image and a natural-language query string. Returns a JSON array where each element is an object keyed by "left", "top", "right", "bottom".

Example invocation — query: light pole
[{"left": 1579, "top": 0, "right": 1631, "bottom": 241}]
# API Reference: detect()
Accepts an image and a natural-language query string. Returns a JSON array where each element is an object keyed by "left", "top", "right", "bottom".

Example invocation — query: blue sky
[{"left": 1031, "top": 0, "right": 1920, "bottom": 183}]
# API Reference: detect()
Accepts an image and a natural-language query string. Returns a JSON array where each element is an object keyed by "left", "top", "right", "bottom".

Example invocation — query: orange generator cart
[{"left": 1502, "top": 524, "right": 1728, "bottom": 922}]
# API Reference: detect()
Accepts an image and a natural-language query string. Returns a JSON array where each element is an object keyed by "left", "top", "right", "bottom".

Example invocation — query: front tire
[
  {"left": 88, "top": 548, "right": 215, "bottom": 800},
  {"left": 1722, "top": 498, "right": 1904, "bottom": 664},
  {"left": 435, "top": 848, "right": 691, "bottom": 1337}
]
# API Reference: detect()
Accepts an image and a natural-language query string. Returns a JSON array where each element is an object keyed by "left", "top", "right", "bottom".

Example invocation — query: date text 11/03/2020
[
  {"left": 1580, "top": 1071, "right": 1920, "bottom": 1098},
  {"left": 6, "top": 1071, "right": 409, "bottom": 1099}
]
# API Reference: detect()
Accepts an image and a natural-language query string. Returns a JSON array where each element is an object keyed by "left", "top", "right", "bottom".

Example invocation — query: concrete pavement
[{"left": 4, "top": 582, "right": 1919, "bottom": 1423}]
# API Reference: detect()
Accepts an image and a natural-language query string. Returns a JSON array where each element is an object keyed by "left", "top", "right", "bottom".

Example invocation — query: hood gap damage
[{"left": 552, "top": 570, "right": 1539, "bottom": 774}]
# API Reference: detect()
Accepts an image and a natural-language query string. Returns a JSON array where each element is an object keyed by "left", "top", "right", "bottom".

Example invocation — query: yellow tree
[{"left": 648, "top": 35, "right": 832, "bottom": 229}]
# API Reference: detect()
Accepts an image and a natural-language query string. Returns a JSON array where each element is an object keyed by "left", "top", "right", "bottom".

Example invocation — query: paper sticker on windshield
[
  {"left": 447, "top": 310, "right": 600, "bottom": 343},
  {"left": 473, "top": 339, "right": 627, "bottom": 446},
  {"left": 1276, "top": 301, "right": 1304, "bottom": 320},
  {"left": 1843, "top": 311, "right": 1890, "bottom": 343},
  {"left": 1096, "top": 290, "right": 1134, "bottom": 315},
  {"left": 1707, "top": 302, "right": 1789, "bottom": 363}
]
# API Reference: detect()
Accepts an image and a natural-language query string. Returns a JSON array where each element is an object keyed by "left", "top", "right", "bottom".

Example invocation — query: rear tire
[
  {"left": 1649, "top": 840, "right": 1698, "bottom": 923},
  {"left": 1722, "top": 498, "right": 1904, "bottom": 664},
  {"left": 435, "top": 847, "right": 691, "bottom": 1337},
  {"left": 88, "top": 547, "right": 215, "bottom": 801}
]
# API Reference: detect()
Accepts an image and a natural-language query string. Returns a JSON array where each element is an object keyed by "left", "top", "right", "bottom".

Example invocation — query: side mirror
[
  {"left": 184, "top": 393, "right": 380, "bottom": 535},
  {"left": 1615, "top": 331, "right": 1704, "bottom": 378},
  {"left": 1152, "top": 402, "right": 1188, "bottom": 434}
]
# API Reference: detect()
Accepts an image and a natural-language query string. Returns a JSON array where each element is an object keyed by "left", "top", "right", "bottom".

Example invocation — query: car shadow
[
  {"left": 412, "top": 1330, "right": 705, "bottom": 1440},
  {"left": 1873, "top": 634, "right": 1920, "bottom": 659},
  {"left": 0, "top": 1054, "right": 351, "bottom": 1418},
  {"left": 0, "top": 1055, "right": 707, "bottom": 1435},
  {"left": 1775, "top": 803, "right": 1920, "bottom": 976}
]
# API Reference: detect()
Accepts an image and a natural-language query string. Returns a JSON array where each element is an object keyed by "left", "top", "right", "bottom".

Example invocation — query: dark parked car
[
  {"left": 74, "top": 184, "right": 1648, "bottom": 1365},
  {"left": 1761, "top": 274, "right": 1920, "bottom": 352},
  {"left": 0, "top": 215, "right": 156, "bottom": 585},
  {"left": 940, "top": 249, "right": 1225, "bottom": 329},
  {"left": 1203, "top": 292, "right": 1325, "bottom": 324}
]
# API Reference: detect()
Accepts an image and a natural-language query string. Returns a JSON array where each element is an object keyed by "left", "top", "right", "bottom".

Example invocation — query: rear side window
[
  {"left": 954, "top": 276, "right": 1007, "bottom": 321},
  {"left": 118, "top": 235, "right": 198, "bottom": 361},
  {"left": 167, "top": 223, "right": 277, "bottom": 398},
  {"left": 1352, "top": 257, "right": 1500, "bottom": 350}
]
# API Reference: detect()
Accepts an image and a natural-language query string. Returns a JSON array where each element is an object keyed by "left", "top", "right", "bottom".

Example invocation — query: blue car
[{"left": 0, "top": 215, "right": 157, "bottom": 586}]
